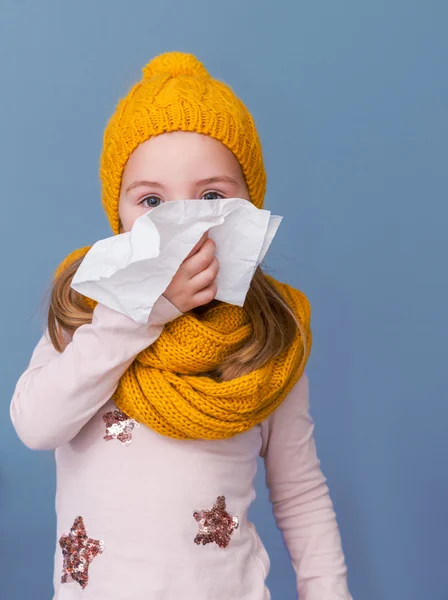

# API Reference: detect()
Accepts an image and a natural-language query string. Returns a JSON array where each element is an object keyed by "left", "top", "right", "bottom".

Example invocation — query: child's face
[{"left": 118, "top": 131, "right": 250, "bottom": 233}]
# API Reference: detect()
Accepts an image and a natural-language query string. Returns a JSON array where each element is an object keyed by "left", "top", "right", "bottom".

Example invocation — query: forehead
[{"left": 122, "top": 131, "right": 244, "bottom": 182}]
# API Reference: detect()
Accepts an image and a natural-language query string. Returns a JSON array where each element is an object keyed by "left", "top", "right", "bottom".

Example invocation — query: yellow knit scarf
[{"left": 56, "top": 250, "right": 311, "bottom": 440}]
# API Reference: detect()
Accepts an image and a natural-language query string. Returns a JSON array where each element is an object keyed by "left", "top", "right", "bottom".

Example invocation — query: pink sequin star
[
  {"left": 59, "top": 516, "right": 104, "bottom": 589},
  {"left": 193, "top": 496, "right": 239, "bottom": 548},
  {"left": 103, "top": 409, "right": 139, "bottom": 446}
]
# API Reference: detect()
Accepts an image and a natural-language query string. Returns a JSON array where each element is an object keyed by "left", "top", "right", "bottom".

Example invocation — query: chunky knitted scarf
[{"left": 56, "top": 249, "right": 311, "bottom": 440}]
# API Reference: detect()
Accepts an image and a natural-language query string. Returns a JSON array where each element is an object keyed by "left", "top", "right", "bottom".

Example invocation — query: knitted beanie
[{"left": 99, "top": 51, "right": 266, "bottom": 234}]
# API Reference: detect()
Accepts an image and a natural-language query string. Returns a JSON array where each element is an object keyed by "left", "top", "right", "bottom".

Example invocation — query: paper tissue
[{"left": 71, "top": 198, "right": 282, "bottom": 324}]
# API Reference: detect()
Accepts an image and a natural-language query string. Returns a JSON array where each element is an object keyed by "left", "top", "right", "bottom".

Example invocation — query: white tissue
[{"left": 71, "top": 198, "right": 282, "bottom": 324}]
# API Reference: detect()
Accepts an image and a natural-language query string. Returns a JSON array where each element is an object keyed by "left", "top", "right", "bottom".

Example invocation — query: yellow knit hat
[{"left": 99, "top": 51, "right": 267, "bottom": 234}]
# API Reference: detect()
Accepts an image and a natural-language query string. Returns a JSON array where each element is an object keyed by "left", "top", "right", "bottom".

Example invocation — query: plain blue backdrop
[{"left": 1, "top": 1, "right": 447, "bottom": 599}]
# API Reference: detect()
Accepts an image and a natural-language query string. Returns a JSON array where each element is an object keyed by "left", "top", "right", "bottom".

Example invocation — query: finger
[
  {"left": 188, "top": 256, "right": 219, "bottom": 292},
  {"left": 182, "top": 238, "right": 216, "bottom": 277},
  {"left": 191, "top": 281, "right": 218, "bottom": 307},
  {"left": 184, "top": 231, "right": 209, "bottom": 261}
]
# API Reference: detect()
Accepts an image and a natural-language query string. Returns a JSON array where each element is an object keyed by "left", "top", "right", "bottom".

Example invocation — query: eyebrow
[
  {"left": 125, "top": 175, "right": 239, "bottom": 193},
  {"left": 197, "top": 175, "right": 239, "bottom": 187},
  {"left": 126, "top": 180, "right": 164, "bottom": 192}
]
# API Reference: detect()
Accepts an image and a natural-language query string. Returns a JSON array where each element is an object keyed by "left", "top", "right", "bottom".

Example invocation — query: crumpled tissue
[{"left": 71, "top": 198, "right": 282, "bottom": 324}]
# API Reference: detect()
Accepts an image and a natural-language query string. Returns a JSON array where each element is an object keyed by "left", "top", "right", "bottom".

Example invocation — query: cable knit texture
[
  {"left": 113, "top": 274, "right": 311, "bottom": 439},
  {"left": 99, "top": 51, "right": 266, "bottom": 234}
]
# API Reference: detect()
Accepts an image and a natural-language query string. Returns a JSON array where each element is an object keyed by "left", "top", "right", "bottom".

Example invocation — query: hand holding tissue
[{"left": 71, "top": 198, "right": 282, "bottom": 324}]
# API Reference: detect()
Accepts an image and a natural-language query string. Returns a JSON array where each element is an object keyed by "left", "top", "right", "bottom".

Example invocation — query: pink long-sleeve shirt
[{"left": 10, "top": 294, "right": 352, "bottom": 600}]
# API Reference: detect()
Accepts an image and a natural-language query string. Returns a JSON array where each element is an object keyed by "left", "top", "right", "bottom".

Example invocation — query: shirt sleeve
[
  {"left": 10, "top": 294, "right": 183, "bottom": 451},
  {"left": 260, "top": 374, "right": 353, "bottom": 600}
]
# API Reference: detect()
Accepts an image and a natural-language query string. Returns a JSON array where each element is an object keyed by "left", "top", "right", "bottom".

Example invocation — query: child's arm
[
  {"left": 10, "top": 295, "right": 182, "bottom": 451},
  {"left": 260, "top": 374, "right": 353, "bottom": 600}
]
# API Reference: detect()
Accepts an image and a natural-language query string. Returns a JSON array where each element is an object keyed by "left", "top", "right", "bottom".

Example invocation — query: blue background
[{"left": 1, "top": 1, "right": 447, "bottom": 598}]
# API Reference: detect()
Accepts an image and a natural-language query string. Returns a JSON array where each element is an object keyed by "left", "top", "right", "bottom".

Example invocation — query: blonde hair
[{"left": 47, "top": 254, "right": 305, "bottom": 382}]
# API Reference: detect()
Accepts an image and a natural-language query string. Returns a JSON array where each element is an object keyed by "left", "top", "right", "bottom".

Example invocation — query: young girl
[{"left": 11, "top": 52, "right": 352, "bottom": 599}]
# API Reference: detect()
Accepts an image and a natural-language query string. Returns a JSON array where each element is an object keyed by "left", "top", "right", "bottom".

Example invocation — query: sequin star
[
  {"left": 59, "top": 516, "right": 104, "bottom": 589},
  {"left": 103, "top": 408, "right": 139, "bottom": 446},
  {"left": 193, "top": 496, "right": 239, "bottom": 548}
]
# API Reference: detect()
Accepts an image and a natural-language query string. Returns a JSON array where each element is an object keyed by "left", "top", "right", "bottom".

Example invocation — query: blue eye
[
  {"left": 202, "top": 191, "right": 224, "bottom": 200},
  {"left": 141, "top": 195, "right": 162, "bottom": 208}
]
